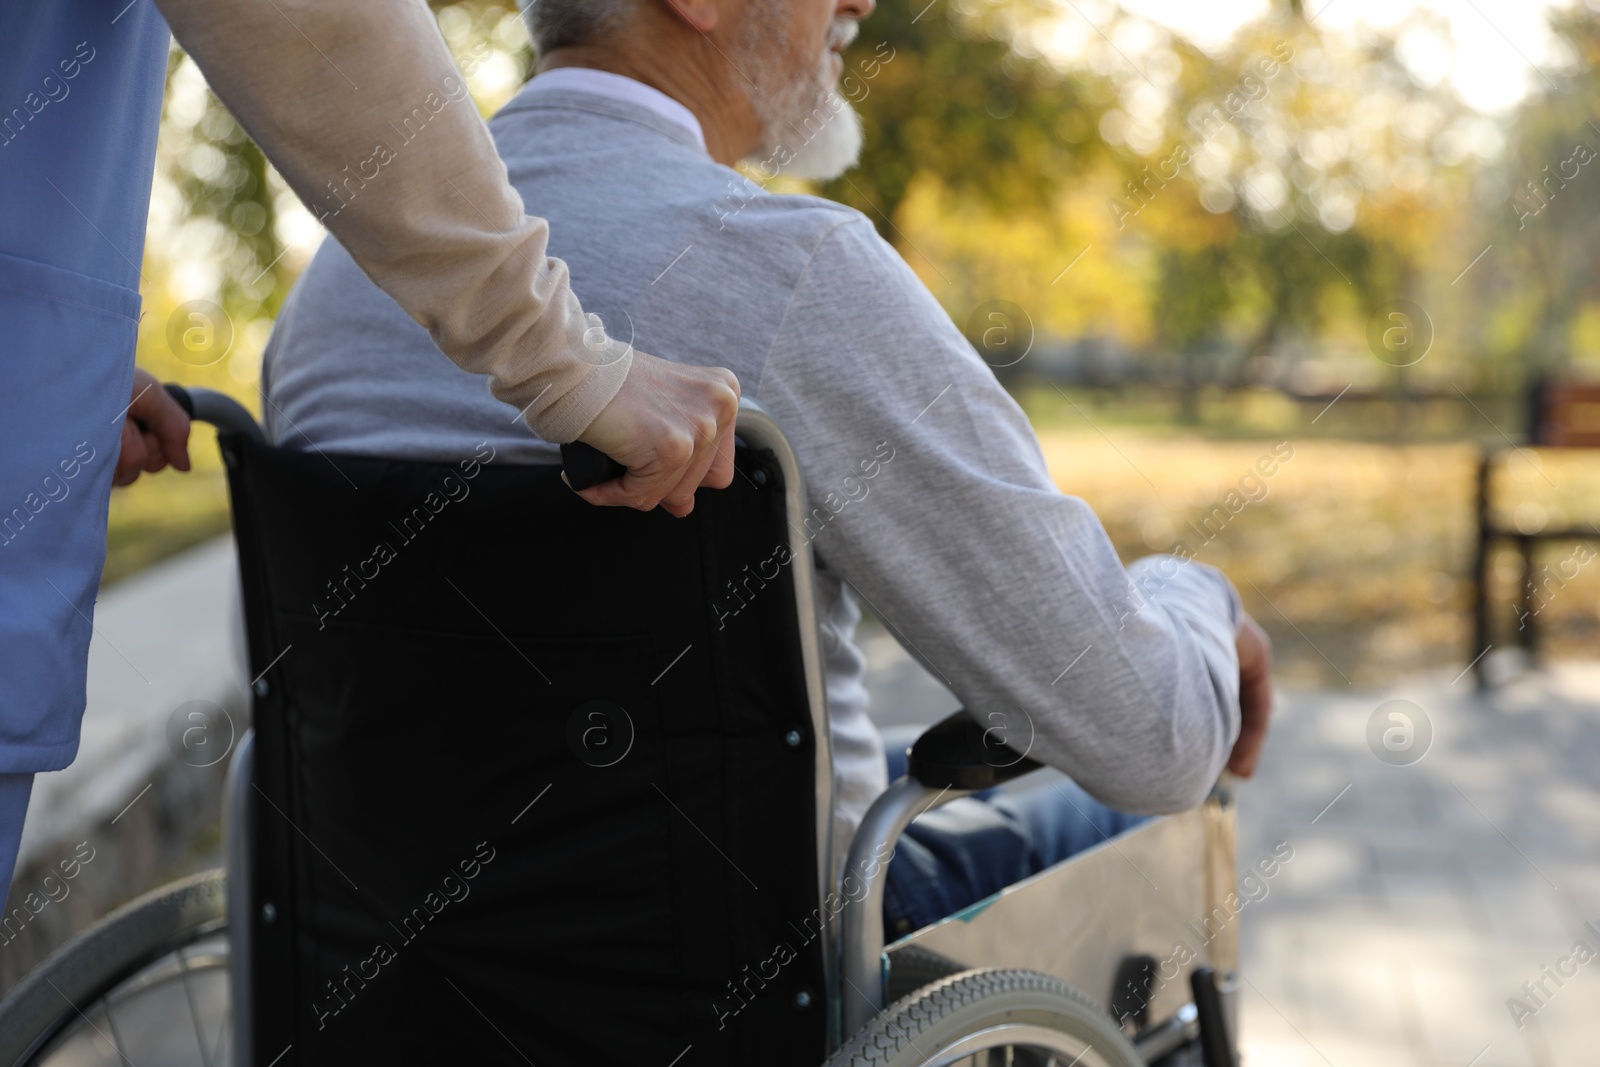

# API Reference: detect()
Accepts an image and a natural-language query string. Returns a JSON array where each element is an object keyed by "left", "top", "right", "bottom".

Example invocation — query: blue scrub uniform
[{"left": 0, "top": 0, "right": 172, "bottom": 893}]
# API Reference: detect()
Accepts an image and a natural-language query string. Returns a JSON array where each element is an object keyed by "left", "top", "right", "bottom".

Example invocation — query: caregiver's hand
[
  {"left": 570, "top": 352, "right": 740, "bottom": 519},
  {"left": 114, "top": 368, "right": 192, "bottom": 487}
]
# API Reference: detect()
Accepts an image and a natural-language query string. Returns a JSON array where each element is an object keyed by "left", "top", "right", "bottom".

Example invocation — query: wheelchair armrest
[
  {"left": 906, "top": 709, "right": 1042, "bottom": 791},
  {"left": 839, "top": 713, "right": 1041, "bottom": 1040}
]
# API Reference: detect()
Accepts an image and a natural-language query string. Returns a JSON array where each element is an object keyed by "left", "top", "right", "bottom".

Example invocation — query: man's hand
[
  {"left": 114, "top": 368, "right": 192, "bottom": 487},
  {"left": 569, "top": 351, "right": 739, "bottom": 518},
  {"left": 1228, "top": 612, "right": 1273, "bottom": 778}
]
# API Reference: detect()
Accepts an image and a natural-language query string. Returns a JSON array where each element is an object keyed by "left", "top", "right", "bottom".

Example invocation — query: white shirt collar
[{"left": 525, "top": 68, "right": 707, "bottom": 153}]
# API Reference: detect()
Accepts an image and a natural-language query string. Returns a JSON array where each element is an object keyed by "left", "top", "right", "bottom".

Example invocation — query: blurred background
[
  {"left": 123, "top": 0, "right": 1600, "bottom": 686},
  {"left": 42, "top": 0, "right": 1600, "bottom": 1063}
]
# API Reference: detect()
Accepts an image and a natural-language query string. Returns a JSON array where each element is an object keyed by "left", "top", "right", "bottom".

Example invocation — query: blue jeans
[{"left": 881, "top": 746, "right": 1147, "bottom": 937}]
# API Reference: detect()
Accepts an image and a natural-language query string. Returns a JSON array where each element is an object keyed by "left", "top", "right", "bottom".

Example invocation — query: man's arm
[
  {"left": 758, "top": 219, "right": 1256, "bottom": 814},
  {"left": 153, "top": 0, "right": 735, "bottom": 514}
]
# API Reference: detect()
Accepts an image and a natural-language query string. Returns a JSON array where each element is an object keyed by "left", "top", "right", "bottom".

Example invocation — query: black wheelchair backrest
[{"left": 218, "top": 421, "right": 830, "bottom": 1066}]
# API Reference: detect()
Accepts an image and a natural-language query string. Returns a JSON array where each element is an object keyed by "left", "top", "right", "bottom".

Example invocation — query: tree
[
  {"left": 823, "top": 0, "right": 1114, "bottom": 237},
  {"left": 1467, "top": 8, "right": 1600, "bottom": 384}
]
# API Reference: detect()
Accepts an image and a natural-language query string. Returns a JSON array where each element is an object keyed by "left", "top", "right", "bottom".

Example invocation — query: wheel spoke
[
  {"left": 102, "top": 995, "right": 134, "bottom": 1067},
  {"left": 176, "top": 944, "right": 215, "bottom": 1067},
  {"left": 210, "top": 998, "right": 232, "bottom": 1067}
]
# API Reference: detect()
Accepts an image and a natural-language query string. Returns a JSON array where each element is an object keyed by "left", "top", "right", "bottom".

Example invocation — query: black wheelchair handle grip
[
  {"left": 561, "top": 441, "right": 628, "bottom": 491},
  {"left": 163, "top": 383, "right": 196, "bottom": 418}
]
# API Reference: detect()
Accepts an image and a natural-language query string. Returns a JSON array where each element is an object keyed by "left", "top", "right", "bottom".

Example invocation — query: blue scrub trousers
[{"left": 0, "top": 0, "right": 172, "bottom": 894}]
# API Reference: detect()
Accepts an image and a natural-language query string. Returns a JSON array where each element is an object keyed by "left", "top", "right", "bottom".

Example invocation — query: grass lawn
[
  {"left": 1035, "top": 424, "right": 1600, "bottom": 687},
  {"left": 102, "top": 423, "right": 231, "bottom": 587}
]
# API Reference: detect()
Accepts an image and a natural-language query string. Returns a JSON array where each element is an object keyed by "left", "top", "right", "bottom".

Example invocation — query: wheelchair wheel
[
  {"left": 0, "top": 869, "right": 230, "bottom": 1067},
  {"left": 828, "top": 968, "right": 1143, "bottom": 1067}
]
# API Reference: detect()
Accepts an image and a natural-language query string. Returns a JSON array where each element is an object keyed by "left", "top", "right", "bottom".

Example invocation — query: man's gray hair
[{"left": 519, "top": 0, "right": 632, "bottom": 53}]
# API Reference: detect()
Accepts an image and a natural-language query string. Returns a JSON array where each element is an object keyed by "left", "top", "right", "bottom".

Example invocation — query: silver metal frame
[
  {"left": 838, "top": 778, "right": 972, "bottom": 1037},
  {"left": 224, "top": 731, "right": 254, "bottom": 1067},
  {"left": 181, "top": 384, "right": 262, "bottom": 1067},
  {"left": 859, "top": 781, "right": 1239, "bottom": 1062},
  {"left": 731, "top": 400, "right": 838, "bottom": 920},
  {"left": 725, "top": 400, "right": 843, "bottom": 1047}
]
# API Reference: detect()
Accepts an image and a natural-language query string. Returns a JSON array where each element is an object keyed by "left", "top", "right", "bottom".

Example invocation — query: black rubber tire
[
  {"left": 827, "top": 968, "right": 1144, "bottom": 1067},
  {"left": 0, "top": 868, "right": 227, "bottom": 1066}
]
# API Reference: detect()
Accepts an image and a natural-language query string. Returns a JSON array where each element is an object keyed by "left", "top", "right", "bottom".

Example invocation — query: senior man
[{"left": 263, "top": 0, "right": 1273, "bottom": 935}]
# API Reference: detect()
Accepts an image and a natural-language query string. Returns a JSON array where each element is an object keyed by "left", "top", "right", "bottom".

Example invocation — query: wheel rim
[
  {"left": 26, "top": 932, "right": 232, "bottom": 1066},
  {"left": 920, "top": 1022, "right": 1125, "bottom": 1067}
]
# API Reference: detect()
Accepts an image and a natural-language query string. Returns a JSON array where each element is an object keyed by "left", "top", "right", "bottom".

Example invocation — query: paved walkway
[
  {"left": 1232, "top": 659, "right": 1600, "bottom": 1067},
  {"left": 15, "top": 537, "right": 245, "bottom": 871},
  {"left": 858, "top": 623, "right": 1600, "bottom": 1067},
  {"left": 2, "top": 538, "right": 244, "bottom": 993}
]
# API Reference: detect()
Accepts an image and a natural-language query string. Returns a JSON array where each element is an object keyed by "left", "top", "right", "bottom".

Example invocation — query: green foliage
[
  {"left": 1468, "top": 9, "right": 1600, "bottom": 374},
  {"left": 826, "top": 2, "right": 1525, "bottom": 394},
  {"left": 821, "top": 0, "right": 1112, "bottom": 232}
]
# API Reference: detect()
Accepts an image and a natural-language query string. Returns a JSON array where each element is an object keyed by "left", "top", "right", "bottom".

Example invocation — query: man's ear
[{"left": 661, "top": 0, "right": 719, "bottom": 32}]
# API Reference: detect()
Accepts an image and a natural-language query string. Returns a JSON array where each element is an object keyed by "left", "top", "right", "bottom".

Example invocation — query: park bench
[{"left": 1472, "top": 377, "right": 1600, "bottom": 686}]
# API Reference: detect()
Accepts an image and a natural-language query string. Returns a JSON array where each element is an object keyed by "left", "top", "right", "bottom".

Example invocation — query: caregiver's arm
[{"left": 154, "top": 0, "right": 736, "bottom": 516}]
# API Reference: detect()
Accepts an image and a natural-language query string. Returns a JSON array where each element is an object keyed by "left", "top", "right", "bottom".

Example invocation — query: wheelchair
[{"left": 0, "top": 386, "right": 1241, "bottom": 1066}]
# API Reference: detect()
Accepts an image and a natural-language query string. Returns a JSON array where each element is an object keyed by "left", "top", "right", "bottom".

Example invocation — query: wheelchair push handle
[
  {"left": 560, "top": 441, "right": 628, "bottom": 491},
  {"left": 566, "top": 397, "right": 776, "bottom": 492},
  {"left": 164, "top": 381, "right": 626, "bottom": 482},
  {"left": 164, "top": 382, "right": 195, "bottom": 418},
  {"left": 162, "top": 383, "right": 266, "bottom": 444}
]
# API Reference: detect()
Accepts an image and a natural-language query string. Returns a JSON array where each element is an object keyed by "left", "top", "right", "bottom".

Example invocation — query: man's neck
[{"left": 538, "top": 46, "right": 758, "bottom": 167}]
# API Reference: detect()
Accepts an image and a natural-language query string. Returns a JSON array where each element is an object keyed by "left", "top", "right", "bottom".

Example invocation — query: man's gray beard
[
  {"left": 739, "top": 18, "right": 863, "bottom": 182},
  {"left": 771, "top": 88, "right": 862, "bottom": 181}
]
